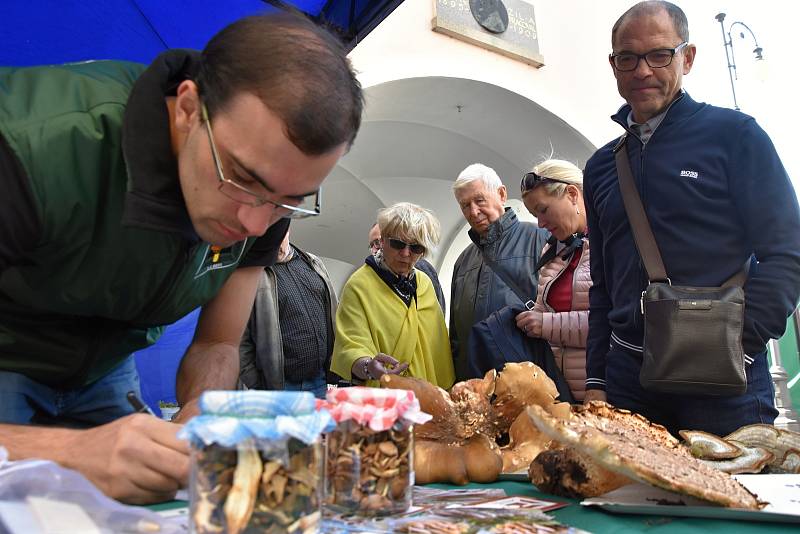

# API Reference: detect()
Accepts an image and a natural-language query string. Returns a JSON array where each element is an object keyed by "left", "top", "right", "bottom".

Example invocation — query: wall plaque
[{"left": 432, "top": 0, "right": 544, "bottom": 67}]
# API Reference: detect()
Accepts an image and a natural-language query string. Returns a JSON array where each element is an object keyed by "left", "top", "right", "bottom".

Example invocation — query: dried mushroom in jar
[
  {"left": 324, "top": 419, "right": 413, "bottom": 516},
  {"left": 191, "top": 438, "right": 321, "bottom": 534}
]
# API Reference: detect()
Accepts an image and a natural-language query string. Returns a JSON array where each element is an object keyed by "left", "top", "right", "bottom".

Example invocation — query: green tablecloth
[
  {"left": 151, "top": 481, "right": 790, "bottom": 533},
  {"left": 436, "top": 481, "right": 789, "bottom": 533}
]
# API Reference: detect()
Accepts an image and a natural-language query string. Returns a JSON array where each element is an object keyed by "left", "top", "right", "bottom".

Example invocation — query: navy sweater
[{"left": 583, "top": 93, "right": 800, "bottom": 390}]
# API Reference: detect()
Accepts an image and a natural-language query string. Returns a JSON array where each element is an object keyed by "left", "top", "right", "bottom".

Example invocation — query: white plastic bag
[{"left": 0, "top": 447, "right": 185, "bottom": 534}]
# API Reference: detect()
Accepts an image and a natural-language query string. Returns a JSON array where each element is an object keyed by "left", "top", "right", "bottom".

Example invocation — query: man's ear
[
  {"left": 497, "top": 184, "right": 508, "bottom": 203},
  {"left": 682, "top": 44, "right": 697, "bottom": 75},
  {"left": 173, "top": 80, "right": 201, "bottom": 134}
]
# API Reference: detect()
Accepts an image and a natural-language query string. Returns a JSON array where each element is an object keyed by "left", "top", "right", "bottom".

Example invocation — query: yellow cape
[{"left": 331, "top": 264, "right": 455, "bottom": 389}]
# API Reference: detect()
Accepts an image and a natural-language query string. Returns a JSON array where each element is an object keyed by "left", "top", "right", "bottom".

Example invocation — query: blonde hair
[
  {"left": 377, "top": 202, "right": 440, "bottom": 257},
  {"left": 524, "top": 159, "right": 583, "bottom": 198},
  {"left": 452, "top": 163, "right": 503, "bottom": 193}
]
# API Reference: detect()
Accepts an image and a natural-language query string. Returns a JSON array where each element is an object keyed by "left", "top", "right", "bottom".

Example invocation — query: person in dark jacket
[
  {"left": 368, "top": 222, "right": 446, "bottom": 314},
  {"left": 240, "top": 230, "right": 337, "bottom": 399},
  {"left": 0, "top": 13, "right": 362, "bottom": 503},
  {"left": 450, "top": 163, "right": 550, "bottom": 381},
  {"left": 583, "top": 1, "right": 800, "bottom": 436}
]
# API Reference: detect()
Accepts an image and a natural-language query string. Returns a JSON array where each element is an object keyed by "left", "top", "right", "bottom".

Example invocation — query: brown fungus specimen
[{"left": 382, "top": 362, "right": 571, "bottom": 484}]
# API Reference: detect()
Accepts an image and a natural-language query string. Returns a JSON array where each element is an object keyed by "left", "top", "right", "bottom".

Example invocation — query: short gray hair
[
  {"left": 612, "top": 1, "right": 689, "bottom": 48},
  {"left": 452, "top": 163, "right": 503, "bottom": 193},
  {"left": 524, "top": 159, "right": 583, "bottom": 198},
  {"left": 377, "top": 202, "right": 441, "bottom": 257}
]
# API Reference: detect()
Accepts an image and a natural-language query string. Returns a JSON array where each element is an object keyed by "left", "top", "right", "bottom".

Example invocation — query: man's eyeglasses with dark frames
[
  {"left": 201, "top": 103, "right": 321, "bottom": 219},
  {"left": 609, "top": 42, "right": 688, "bottom": 72},
  {"left": 520, "top": 172, "right": 573, "bottom": 195},
  {"left": 387, "top": 238, "right": 425, "bottom": 255}
]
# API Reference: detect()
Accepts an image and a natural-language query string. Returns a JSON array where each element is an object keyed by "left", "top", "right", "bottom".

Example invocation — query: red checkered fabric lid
[{"left": 322, "top": 386, "right": 432, "bottom": 431}]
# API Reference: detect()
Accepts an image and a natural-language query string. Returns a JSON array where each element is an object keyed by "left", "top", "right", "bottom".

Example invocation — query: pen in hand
[{"left": 126, "top": 390, "right": 156, "bottom": 416}]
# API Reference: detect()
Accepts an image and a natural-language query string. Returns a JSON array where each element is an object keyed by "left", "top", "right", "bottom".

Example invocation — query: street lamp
[{"left": 715, "top": 12, "right": 764, "bottom": 111}]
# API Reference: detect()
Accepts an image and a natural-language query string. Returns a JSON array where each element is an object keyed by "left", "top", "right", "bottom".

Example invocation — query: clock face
[{"left": 469, "top": 0, "right": 509, "bottom": 34}]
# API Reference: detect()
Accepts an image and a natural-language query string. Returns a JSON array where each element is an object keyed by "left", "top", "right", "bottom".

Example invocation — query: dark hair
[
  {"left": 611, "top": 1, "right": 689, "bottom": 49},
  {"left": 195, "top": 13, "right": 363, "bottom": 155}
]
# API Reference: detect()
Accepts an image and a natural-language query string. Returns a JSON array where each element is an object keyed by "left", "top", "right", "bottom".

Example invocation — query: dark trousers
[{"left": 606, "top": 340, "right": 777, "bottom": 437}]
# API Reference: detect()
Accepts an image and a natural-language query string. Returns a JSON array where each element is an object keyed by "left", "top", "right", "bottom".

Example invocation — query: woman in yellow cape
[{"left": 331, "top": 203, "right": 455, "bottom": 389}]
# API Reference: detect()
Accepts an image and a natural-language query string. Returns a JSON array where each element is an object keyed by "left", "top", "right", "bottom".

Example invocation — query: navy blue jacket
[{"left": 583, "top": 93, "right": 800, "bottom": 390}]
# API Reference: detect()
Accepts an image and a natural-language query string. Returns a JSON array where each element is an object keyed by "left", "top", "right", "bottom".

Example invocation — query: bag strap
[
  {"left": 483, "top": 256, "right": 536, "bottom": 311},
  {"left": 613, "top": 134, "right": 669, "bottom": 283},
  {"left": 614, "top": 134, "right": 749, "bottom": 287},
  {"left": 724, "top": 258, "right": 750, "bottom": 288}
]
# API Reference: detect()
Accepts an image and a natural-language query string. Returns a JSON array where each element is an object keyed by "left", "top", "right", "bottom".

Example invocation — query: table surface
[
  {"left": 150, "top": 480, "right": 793, "bottom": 533},
  {"left": 457, "top": 481, "right": 792, "bottom": 533}
]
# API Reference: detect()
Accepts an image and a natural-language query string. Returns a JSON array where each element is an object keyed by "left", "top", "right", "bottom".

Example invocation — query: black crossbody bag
[{"left": 614, "top": 135, "right": 748, "bottom": 396}]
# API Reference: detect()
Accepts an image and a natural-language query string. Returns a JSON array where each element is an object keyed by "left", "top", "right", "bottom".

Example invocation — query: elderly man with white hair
[{"left": 450, "top": 163, "right": 550, "bottom": 381}]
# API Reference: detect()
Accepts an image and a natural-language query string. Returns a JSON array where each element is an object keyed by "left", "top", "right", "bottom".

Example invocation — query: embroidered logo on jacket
[
  {"left": 194, "top": 240, "right": 248, "bottom": 279},
  {"left": 680, "top": 170, "right": 699, "bottom": 179}
]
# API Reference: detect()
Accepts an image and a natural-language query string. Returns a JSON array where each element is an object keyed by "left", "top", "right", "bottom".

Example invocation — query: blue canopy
[{"left": 0, "top": 0, "right": 403, "bottom": 66}]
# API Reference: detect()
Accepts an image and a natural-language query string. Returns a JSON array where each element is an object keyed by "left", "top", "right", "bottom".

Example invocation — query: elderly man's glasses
[
  {"left": 369, "top": 239, "right": 381, "bottom": 251},
  {"left": 201, "top": 104, "right": 321, "bottom": 219},
  {"left": 387, "top": 238, "right": 425, "bottom": 255},
  {"left": 520, "top": 172, "right": 573, "bottom": 195},
  {"left": 610, "top": 42, "right": 688, "bottom": 72}
]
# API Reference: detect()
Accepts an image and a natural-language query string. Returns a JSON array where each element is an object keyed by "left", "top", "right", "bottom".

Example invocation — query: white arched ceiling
[{"left": 291, "top": 76, "right": 596, "bottom": 293}]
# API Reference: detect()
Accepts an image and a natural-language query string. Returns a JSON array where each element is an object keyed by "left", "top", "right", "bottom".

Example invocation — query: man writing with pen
[{"left": 0, "top": 14, "right": 363, "bottom": 504}]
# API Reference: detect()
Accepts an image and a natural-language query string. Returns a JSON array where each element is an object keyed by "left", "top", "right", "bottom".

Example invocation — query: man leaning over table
[
  {"left": 0, "top": 13, "right": 363, "bottom": 503},
  {"left": 582, "top": 1, "right": 800, "bottom": 435}
]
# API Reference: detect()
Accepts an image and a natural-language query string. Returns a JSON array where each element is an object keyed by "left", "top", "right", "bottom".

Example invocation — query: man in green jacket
[{"left": 0, "top": 13, "right": 362, "bottom": 503}]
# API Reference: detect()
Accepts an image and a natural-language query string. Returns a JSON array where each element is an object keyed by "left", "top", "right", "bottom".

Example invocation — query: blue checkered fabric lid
[{"left": 177, "top": 390, "right": 334, "bottom": 447}]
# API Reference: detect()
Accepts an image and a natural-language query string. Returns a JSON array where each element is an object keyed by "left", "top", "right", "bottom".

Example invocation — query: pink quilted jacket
[{"left": 533, "top": 240, "right": 591, "bottom": 401}]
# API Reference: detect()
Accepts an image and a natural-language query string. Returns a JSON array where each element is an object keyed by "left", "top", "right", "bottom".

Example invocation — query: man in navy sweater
[{"left": 583, "top": 1, "right": 800, "bottom": 436}]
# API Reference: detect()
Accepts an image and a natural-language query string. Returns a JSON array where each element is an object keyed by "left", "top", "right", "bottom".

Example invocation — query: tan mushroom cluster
[{"left": 381, "top": 362, "right": 571, "bottom": 485}]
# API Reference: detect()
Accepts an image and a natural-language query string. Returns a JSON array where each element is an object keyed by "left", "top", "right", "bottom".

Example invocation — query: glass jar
[
  {"left": 324, "top": 418, "right": 413, "bottom": 516},
  {"left": 190, "top": 437, "right": 322, "bottom": 534}
]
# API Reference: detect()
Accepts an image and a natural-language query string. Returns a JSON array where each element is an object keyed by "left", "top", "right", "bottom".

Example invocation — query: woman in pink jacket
[{"left": 515, "top": 159, "right": 590, "bottom": 401}]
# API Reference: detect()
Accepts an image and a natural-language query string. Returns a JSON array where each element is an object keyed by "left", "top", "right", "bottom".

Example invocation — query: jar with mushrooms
[
  {"left": 179, "top": 390, "right": 334, "bottom": 534},
  {"left": 321, "top": 387, "right": 431, "bottom": 516}
]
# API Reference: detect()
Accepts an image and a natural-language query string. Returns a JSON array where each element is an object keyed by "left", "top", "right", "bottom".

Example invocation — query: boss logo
[{"left": 680, "top": 170, "right": 699, "bottom": 179}]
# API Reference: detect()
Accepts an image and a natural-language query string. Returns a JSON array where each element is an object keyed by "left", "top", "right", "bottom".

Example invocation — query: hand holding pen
[{"left": 126, "top": 391, "right": 156, "bottom": 416}]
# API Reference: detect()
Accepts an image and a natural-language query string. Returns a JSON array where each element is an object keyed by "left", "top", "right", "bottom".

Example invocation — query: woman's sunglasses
[
  {"left": 520, "top": 172, "right": 572, "bottom": 194},
  {"left": 387, "top": 238, "right": 425, "bottom": 255}
]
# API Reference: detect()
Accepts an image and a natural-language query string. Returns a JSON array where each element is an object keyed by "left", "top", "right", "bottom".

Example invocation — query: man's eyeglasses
[
  {"left": 609, "top": 42, "right": 688, "bottom": 72},
  {"left": 520, "top": 172, "right": 573, "bottom": 195},
  {"left": 387, "top": 238, "right": 425, "bottom": 255},
  {"left": 201, "top": 103, "right": 321, "bottom": 219},
  {"left": 369, "top": 239, "right": 382, "bottom": 251}
]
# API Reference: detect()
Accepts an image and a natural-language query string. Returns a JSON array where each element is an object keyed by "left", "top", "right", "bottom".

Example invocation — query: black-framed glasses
[
  {"left": 369, "top": 238, "right": 381, "bottom": 251},
  {"left": 520, "top": 172, "right": 573, "bottom": 195},
  {"left": 609, "top": 42, "right": 688, "bottom": 72},
  {"left": 387, "top": 238, "right": 425, "bottom": 255},
  {"left": 201, "top": 103, "right": 321, "bottom": 219}
]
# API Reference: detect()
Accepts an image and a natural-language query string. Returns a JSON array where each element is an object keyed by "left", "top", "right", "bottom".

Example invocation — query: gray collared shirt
[
  {"left": 627, "top": 108, "right": 667, "bottom": 145},
  {"left": 625, "top": 91, "right": 685, "bottom": 144}
]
